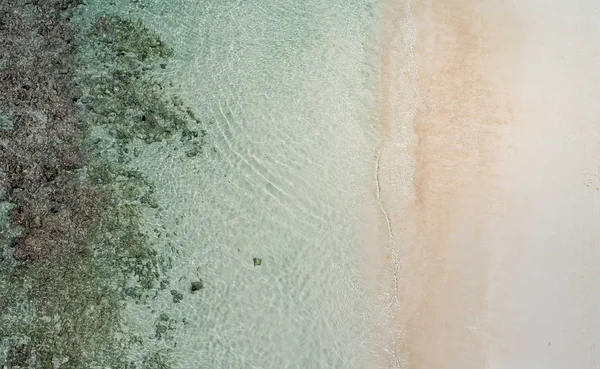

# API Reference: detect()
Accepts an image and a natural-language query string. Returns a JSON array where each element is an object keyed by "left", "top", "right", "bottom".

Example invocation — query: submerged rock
[
  {"left": 170, "top": 289, "right": 183, "bottom": 303},
  {"left": 159, "top": 279, "right": 169, "bottom": 290},
  {"left": 190, "top": 280, "right": 203, "bottom": 292},
  {"left": 155, "top": 324, "right": 168, "bottom": 339}
]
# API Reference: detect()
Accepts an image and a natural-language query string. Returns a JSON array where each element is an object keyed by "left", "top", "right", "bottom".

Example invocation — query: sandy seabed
[{"left": 371, "top": 0, "right": 600, "bottom": 368}]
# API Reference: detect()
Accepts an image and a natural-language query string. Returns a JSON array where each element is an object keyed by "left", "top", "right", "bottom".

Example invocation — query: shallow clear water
[{"left": 77, "top": 1, "right": 381, "bottom": 367}]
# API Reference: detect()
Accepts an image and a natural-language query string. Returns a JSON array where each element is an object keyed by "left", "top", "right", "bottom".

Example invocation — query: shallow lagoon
[{"left": 75, "top": 0, "right": 382, "bottom": 367}]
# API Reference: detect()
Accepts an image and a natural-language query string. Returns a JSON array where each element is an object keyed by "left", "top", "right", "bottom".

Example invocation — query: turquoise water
[{"left": 75, "top": 0, "right": 382, "bottom": 367}]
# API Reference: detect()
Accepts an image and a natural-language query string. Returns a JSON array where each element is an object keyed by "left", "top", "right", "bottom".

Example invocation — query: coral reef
[{"left": 0, "top": 1, "right": 206, "bottom": 367}]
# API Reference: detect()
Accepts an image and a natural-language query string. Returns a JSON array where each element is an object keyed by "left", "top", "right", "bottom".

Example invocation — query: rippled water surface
[{"left": 76, "top": 1, "right": 381, "bottom": 367}]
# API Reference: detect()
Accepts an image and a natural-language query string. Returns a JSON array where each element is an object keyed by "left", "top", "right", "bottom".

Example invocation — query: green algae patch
[{"left": 1, "top": 7, "right": 206, "bottom": 368}]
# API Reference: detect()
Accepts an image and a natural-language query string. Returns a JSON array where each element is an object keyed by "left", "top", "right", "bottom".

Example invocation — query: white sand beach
[{"left": 375, "top": 0, "right": 600, "bottom": 368}]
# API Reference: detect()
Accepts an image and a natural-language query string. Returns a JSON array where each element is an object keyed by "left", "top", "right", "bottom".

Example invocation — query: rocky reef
[
  {"left": 0, "top": 0, "right": 86, "bottom": 262},
  {"left": 0, "top": 1, "right": 206, "bottom": 367}
]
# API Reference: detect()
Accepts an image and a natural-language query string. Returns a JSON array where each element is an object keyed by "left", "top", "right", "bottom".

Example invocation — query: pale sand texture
[{"left": 375, "top": 0, "right": 600, "bottom": 368}]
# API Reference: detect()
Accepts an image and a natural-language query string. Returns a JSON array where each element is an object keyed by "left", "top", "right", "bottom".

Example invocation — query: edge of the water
[{"left": 374, "top": 0, "right": 522, "bottom": 368}]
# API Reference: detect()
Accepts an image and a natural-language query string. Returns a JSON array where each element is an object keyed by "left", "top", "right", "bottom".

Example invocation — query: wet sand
[{"left": 375, "top": 0, "right": 600, "bottom": 368}]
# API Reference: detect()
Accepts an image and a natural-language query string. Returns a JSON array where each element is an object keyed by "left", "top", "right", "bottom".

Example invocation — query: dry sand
[{"left": 373, "top": 0, "right": 600, "bottom": 368}]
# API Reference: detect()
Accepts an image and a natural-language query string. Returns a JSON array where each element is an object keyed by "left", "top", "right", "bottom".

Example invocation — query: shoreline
[{"left": 374, "top": 0, "right": 520, "bottom": 367}]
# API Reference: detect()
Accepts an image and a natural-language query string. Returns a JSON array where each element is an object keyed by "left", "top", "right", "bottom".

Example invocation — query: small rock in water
[
  {"left": 170, "top": 289, "right": 183, "bottom": 303},
  {"left": 190, "top": 280, "right": 203, "bottom": 292},
  {"left": 253, "top": 257, "right": 262, "bottom": 267},
  {"left": 155, "top": 324, "right": 168, "bottom": 339},
  {"left": 185, "top": 147, "right": 200, "bottom": 157},
  {"left": 159, "top": 279, "right": 170, "bottom": 290},
  {"left": 156, "top": 324, "right": 167, "bottom": 334}
]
